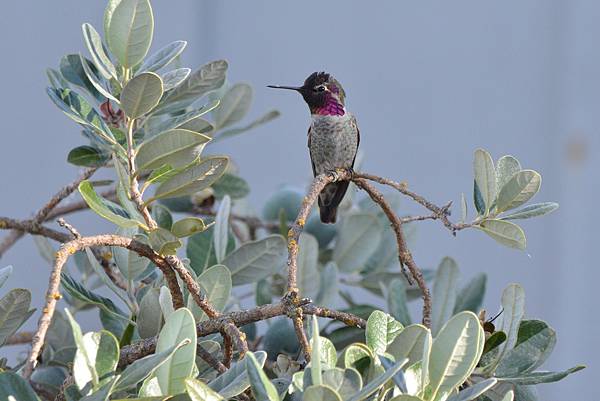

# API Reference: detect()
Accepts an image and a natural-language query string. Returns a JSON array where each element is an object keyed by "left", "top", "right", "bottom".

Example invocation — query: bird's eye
[{"left": 316, "top": 85, "right": 326, "bottom": 92}]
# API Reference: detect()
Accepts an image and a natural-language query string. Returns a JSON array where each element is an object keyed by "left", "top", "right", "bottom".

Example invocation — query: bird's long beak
[{"left": 267, "top": 85, "right": 302, "bottom": 91}]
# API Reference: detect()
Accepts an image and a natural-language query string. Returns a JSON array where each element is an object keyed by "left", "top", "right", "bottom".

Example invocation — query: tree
[{"left": 0, "top": 1, "right": 582, "bottom": 400}]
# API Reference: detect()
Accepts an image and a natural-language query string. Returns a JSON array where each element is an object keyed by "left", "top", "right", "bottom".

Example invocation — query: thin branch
[
  {"left": 4, "top": 331, "right": 34, "bottom": 346},
  {"left": 57, "top": 218, "right": 81, "bottom": 239},
  {"left": 118, "top": 301, "right": 367, "bottom": 367},
  {"left": 354, "top": 178, "right": 432, "bottom": 327},
  {"left": 22, "top": 234, "right": 185, "bottom": 378},
  {"left": 0, "top": 168, "right": 97, "bottom": 258}
]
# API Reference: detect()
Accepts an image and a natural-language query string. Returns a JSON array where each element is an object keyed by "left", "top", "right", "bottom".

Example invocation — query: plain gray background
[{"left": 1, "top": 1, "right": 598, "bottom": 399}]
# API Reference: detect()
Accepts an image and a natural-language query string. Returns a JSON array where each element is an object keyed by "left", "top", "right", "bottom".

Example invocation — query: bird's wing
[
  {"left": 308, "top": 125, "right": 317, "bottom": 177},
  {"left": 351, "top": 114, "right": 360, "bottom": 168}
]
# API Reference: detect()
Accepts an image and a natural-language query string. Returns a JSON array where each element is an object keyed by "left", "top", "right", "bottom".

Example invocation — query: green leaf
[
  {"left": 495, "top": 155, "right": 521, "bottom": 194},
  {"left": 152, "top": 204, "right": 173, "bottom": 230},
  {"left": 297, "top": 233, "right": 320, "bottom": 299},
  {"left": 216, "top": 110, "right": 280, "bottom": 142},
  {"left": 315, "top": 261, "right": 339, "bottom": 306},
  {"left": 427, "top": 311, "right": 484, "bottom": 400},
  {"left": 501, "top": 202, "right": 558, "bottom": 220},
  {"left": 473, "top": 181, "right": 485, "bottom": 216},
  {"left": 156, "top": 60, "right": 228, "bottom": 114},
  {"left": 60, "top": 54, "right": 104, "bottom": 101},
  {"left": 79, "top": 376, "right": 119, "bottom": 401},
  {"left": 155, "top": 308, "right": 197, "bottom": 395},
  {"left": 0, "top": 289, "right": 32, "bottom": 346},
  {"left": 460, "top": 192, "right": 467, "bottom": 222},
  {"left": 365, "top": 310, "right": 403, "bottom": 355},
  {"left": 68, "top": 145, "right": 108, "bottom": 167},
  {"left": 473, "top": 149, "right": 496, "bottom": 214},
  {"left": 224, "top": 235, "right": 286, "bottom": 286},
  {"left": 187, "top": 264, "right": 231, "bottom": 322},
  {"left": 488, "top": 284, "right": 525, "bottom": 373},
  {"left": 333, "top": 213, "right": 382, "bottom": 273},
  {"left": 185, "top": 377, "right": 224, "bottom": 401},
  {"left": 212, "top": 173, "right": 250, "bottom": 199},
  {"left": 387, "top": 324, "right": 430, "bottom": 368},
  {"left": 0, "top": 265, "right": 12, "bottom": 289},
  {"left": 322, "top": 368, "right": 362, "bottom": 400},
  {"left": 121, "top": 72, "right": 163, "bottom": 118},
  {"left": 136, "top": 129, "right": 210, "bottom": 172},
  {"left": 496, "top": 365, "right": 584, "bottom": 385},
  {"left": 478, "top": 219, "right": 526, "bottom": 250},
  {"left": 171, "top": 217, "right": 207, "bottom": 238},
  {"left": 246, "top": 351, "right": 280, "bottom": 401},
  {"left": 387, "top": 278, "right": 412, "bottom": 326},
  {"left": 107, "top": 0, "right": 154, "bottom": 69},
  {"left": 47, "top": 88, "right": 115, "bottom": 145},
  {"left": 186, "top": 226, "right": 235, "bottom": 275},
  {"left": 159, "top": 286, "right": 174, "bottom": 320},
  {"left": 495, "top": 170, "right": 541, "bottom": 213},
  {"left": 139, "top": 40, "right": 187, "bottom": 72},
  {"left": 0, "top": 372, "right": 41, "bottom": 401},
  {"left": 112, "top": 227, "right": 151, "bottom": 281},
  {"left": 454, "top": 273, "right": 486, "bottom": 314},
  {"left": 214, "top": 83, "right": 253, "bottom": 129},
  {"left": 304, "top": 385, "right": 342, "bottom": 401},
  {"left": 73, "top": 330, "right": 119, "bottom": 391},
  {"left": 79, "top": 53, "right": 119, "bottom": 102},
  {"left": 148, "top": 101, "right": 220, "bottom": 136},
  {"left": 82, "top": 23, "right": 117, "bottom": 80},
  {"left": 446, "top": 378, "right": 497, "bottom": 401},
  {"left": 496, "top": 321, "right": 556, "bottom": 377},
  {"left": 209, "top": 351, "right": 267, "bottom": 398},
  {"left": 346, "top": 358, "right": 407, "bottom": 401},
  {"left": 84, "top": 248, "right": 131, "bottom": 308},
  {"left": 389, "top": 396, "right": 422, "bottom": 401},
  {"left": 61, "top": 274, "right": 128, "bottom": 322},
  {"left": 214, "top": 195, "right": 231, "bottom": 263},
  {"left": 431, "top": 257, "right": 459, "bottom": 336},
  {"left": 149, "top": 227, "right": 182, "bottom": 255},
  {"left": 79, "top": 181, "right": 139, "bottom": 228},
  {"left": 150, "top": 157, "right": 229, "bottom": 202},
  {"left": 162, "top": 68, "right": 191, "bottom": 91},
  {"left": 137, "top": 288, "right": 162, "bottom": 338},
  {"left": 310, "top": 315, "right": 323, "bottom": 385},
  {"left": 47, "top": 67, "right": 69, "bottom": 89}
]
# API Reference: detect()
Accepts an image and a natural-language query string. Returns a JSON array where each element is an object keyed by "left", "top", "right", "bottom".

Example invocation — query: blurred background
[{"left": 0, "top": 1, "right": 597, "bottom": 399}]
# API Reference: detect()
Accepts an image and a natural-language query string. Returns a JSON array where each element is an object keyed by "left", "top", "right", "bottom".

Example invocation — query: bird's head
[{"left": 268, "top": 71, "right": 346, "bottom": 116}]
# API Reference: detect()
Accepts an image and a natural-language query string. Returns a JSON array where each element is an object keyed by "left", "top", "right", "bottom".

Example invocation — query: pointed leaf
[
  {"left": 0, "top": 289, "right": 32, "bottom": 346},
  {"left": 0, "top": 265, "right": 13, "bottom": 289},
  {"left": 150, "top": 157, "right": 228, "bottom": 201},
  {"left": 501, "top": 202, "right": 558, "bottom": 220},
  {"left": 136, "top": 129, "right": 210, "bottom": 171},
  {"left": 140, "top": 40, "right": 187, "bottom": 72},
  {"left": 82, "top": 23, "right": 117, "bottom": 80},
  {"left": 346, "top": 358, "right": 408, "bottom": 401},
  {"left": 246, "top": 351, "right": 279, "bottom": 401},
  {"left": 446, "top": 378, "right": 497, "bottom": 401},
  {"left": 214, "top": 195, "right": 231, "bottom": 263},
  {"left": 162, "top": 68, "right": 191, "bottom": 91},
  {"left": 209, "top": 351, "right": 267, "bottom": 398},
  {"left": 156, "top": 60, "right": 228, "bottom": 114},
  {"left": 496, "top": 365, "right": 584, "bottom": 385},
  {"left": 79, "top": 180, "right": 139, "bottom": 228}
]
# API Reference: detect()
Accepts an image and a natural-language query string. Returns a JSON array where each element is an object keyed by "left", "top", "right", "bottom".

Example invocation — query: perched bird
[{"left": 268, "top": 72, "right": 360, "bottom": 223}]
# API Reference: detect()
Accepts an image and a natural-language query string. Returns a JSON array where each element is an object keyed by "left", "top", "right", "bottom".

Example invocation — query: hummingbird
[{"left": 268, "top": 72, "right": 360, "bottom": 224}]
